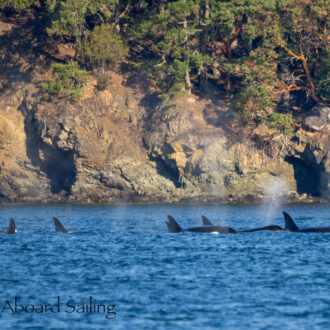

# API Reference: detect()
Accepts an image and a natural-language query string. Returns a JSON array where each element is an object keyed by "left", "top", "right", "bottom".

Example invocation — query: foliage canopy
[{"left": 2, "top": 0, "right": 329, "bottom": 125}]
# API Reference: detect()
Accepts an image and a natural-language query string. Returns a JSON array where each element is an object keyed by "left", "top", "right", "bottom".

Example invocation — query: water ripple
[{"left": 0, "top": 204, "right": 329, "bottom": 329}]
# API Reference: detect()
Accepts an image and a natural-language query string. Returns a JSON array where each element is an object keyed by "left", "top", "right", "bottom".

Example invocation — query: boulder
[{"left": 305, "top": 104, "right": 330, "bottom": 131}]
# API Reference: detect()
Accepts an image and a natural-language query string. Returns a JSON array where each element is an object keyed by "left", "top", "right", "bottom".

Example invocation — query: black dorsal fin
[
  {"left": 202, "top": 215, "right": 213, "bottom": 226},
  {"left": 283, "top": 211, "right": 299, "bottom": 232},
  {"left": 166, "top": 215, "right": 182, "bottom": 233},
  {"left": 6, "top": 218, "right": 17, "bottom": 234},
  {"left": 53, "top": 217, "right": 69, "bottom": 233}
]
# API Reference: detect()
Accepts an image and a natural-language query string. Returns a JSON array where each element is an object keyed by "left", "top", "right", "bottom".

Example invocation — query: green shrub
[
  {"left": 78, "top": 24, "right": 128, "bottom": 71},
  {"left": 156, "top": 59, "right": 187, "bottom": 98},
  {"left": 0, "top": 0, "right": 33, "bottom": 9},
  {"left": 96, "top": 76, "right": 110, "bottom": 91},
  {"left": 262, "top": 113, "right": 294, "bottom": 136},
  {"left": 42, "top": 62, "right": 88, "bottom": 102},
  {"left": 232, "top": 84, "right": 275, "bottom": 121}
]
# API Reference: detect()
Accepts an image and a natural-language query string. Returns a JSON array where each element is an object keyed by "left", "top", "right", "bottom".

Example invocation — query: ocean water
[{"left": 0, "top": 204, "right": 329, "bottom": 329}]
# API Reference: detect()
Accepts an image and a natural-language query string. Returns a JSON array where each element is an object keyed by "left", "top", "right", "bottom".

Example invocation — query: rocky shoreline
[
  {"left": 0, "top": 195, "right": 327, "bottom": 206},
  {"left": 0, "top": 76, "right": 328, "bottom": 205},
  {"left": 0, "top": 16, "right": 329, "bottom": 205}
]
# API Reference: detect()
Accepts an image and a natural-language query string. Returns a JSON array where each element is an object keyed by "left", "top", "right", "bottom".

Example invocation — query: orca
[
  {"left": 167, "top": 215, "right": 236, "bottom": 234},
  {"left": 283, "top": 211, "right": 330, "bottom": 233},
  {"left": 0, "top": 218, "right": 17, "bottom": 234},
  {"left": 239, "top": 225, "right": 284, "bottom": 233},
  {"left": 202, "top": 215, "right": 283, "bottom": 232},
  {"left": 53, "top": 217, "right": 71, "bottom": 233}
]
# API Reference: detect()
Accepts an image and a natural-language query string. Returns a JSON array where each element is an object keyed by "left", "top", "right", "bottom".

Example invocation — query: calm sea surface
[{"left": 0, "top": 204, "right": 329, "bottom": 329}]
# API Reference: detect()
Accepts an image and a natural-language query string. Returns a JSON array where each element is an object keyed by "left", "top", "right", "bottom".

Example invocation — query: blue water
[{"left": 0, "top": 204, "right": 329, "bottom": 329}]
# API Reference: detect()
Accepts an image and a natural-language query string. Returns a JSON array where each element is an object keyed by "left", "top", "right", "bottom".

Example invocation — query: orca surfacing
[
  {"left": 239, "top": 225, "right": 284, "bottom": 233},
  {"left": 0, "top": 218, "right": 17, "bottom": 234},
  {"left": 283, "top": 211, "right": 330, "bottom": 233},
  {"left": 202, "top": 215, "right": 283, "bottom": 232},
  {"left": 53, "top": 217, "right": 71, "bottom": 233},
  {"left": 167, "top": 215, "right": 236, "bottom": 234}
]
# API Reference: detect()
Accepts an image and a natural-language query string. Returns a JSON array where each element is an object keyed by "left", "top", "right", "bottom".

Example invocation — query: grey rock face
[{"left": 305, "top": 104, "right": 330, "bottom": 131}]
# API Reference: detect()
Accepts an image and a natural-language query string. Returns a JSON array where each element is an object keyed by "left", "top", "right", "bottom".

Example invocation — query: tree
[
  {"left": 78, "top": 23, "right": 128, "bottom": 71},
  {"left": 204, "top": 0, "right": 244, "bottom": 89},
  {"left": 131, "top": 0, "right": 211, "bottom": 97},
  {"left": 45, "top": 0, "right": 118, "bottom": 41},
  {"left": 276, "top": 0, "right": 329, "bottom": 103}
]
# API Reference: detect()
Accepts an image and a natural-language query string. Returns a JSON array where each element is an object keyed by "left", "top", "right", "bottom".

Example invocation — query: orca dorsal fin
[
  {"left": 166, "top": 215, "right": 182, "bottom": 233},
  {"left": 53, "top": 217, "right": 69, "bottom": 233},
  {"left": 283, "top": 211, "right": 299, "bottom": 232},
  {"left": 202, "top": 215, "right": 213, "bottom": 226},
  {"left": 6, "top": 218, "right": 17, "bottom": 234}
]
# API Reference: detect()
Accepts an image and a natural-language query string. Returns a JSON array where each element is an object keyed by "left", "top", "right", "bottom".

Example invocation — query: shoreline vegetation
[
  {"left": 0, "top": 1, "right": 329, "bottom": 204},
  {"left": 1, "top": 0, "right": 327, "bottom": 105}
]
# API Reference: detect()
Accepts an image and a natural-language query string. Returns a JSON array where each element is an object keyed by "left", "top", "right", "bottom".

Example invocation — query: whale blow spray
[{"left": 262, "top": 177, "right": 288, "bottom": 225}]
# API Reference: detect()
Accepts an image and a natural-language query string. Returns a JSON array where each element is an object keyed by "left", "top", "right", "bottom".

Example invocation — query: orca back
[
  {"left": 166, "top": 216, "right": 182, "bottom": 233},
  {"left": 6, "top": 218, "right": 17, "bottom": 234},
  {"left": 185, "top": 226, "right": 236, "bottom": 234},
  {"left": 202, "top": 215, "right": 214, "bottom": 226},
  {"left": 239, "top": 225, "right": 283, "bottom": 233},
  {"left": 53, "top": 217, "right": 69, "bottom": 233},
  {"left": 283, "top": 211, "right": 299, "bottom": 232},
  {"left": 300, "top": 227, "right": 330, "bottom": 233}
]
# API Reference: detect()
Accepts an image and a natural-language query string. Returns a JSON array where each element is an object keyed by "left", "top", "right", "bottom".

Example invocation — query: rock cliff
[
  {"left": 1, "top": 78, "right": 328, "bottom": 204},
  {"left": 0, "top": 14, "right": 329, "bottom": 204}
]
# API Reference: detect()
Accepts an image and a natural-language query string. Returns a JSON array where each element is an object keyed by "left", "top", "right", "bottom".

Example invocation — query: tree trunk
[
  {"left": 199, "top": 65, "right": 208, "bottom": 92},
  {"left": 183, "top": 0, "right": 191, "bottom": 95},
  {"left": 185, "top": 70, "right": 192, "bottom": 94},
  {"left": 205, "top": 0, "right": 210, "bottom": 20}
]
